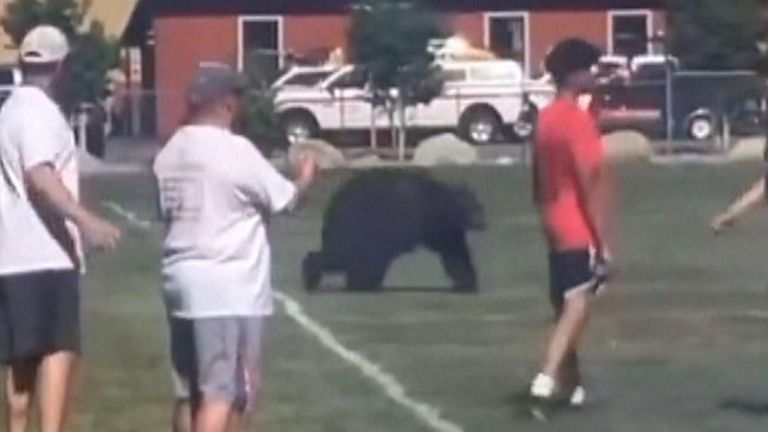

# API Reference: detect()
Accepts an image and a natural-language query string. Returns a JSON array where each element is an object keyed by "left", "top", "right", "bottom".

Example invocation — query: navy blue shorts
[
  {"left": 0, "top": 270, "right": 81, "bottom": 362},
  {"left": 548, "top": 249, "right": 607, "bottom": 310}
]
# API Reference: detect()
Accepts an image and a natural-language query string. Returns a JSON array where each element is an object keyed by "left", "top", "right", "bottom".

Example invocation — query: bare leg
[
  {"left": 172, "top": 399, "right": 192, "bottom": 432},
  {"left": 227, "top": 411, "right": 244, "bottom": 432},
  {"left": 5, "top": 360, "right": 38, "bottom": 432},
  {"left": 193, "top": 398, "right": 232, "bottom": 432},
  {"left": 560, "top": 351, "right": 581, "bottom": 393},
  {"left": 38, "top": 351, "right": 78, "bottom": 432},
  {"left": 540, "top": 291, "right": 592, "bottom": 386}
]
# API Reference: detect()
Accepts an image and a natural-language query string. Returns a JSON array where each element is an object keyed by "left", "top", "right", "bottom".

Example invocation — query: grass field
[{"left": 30, "top": 160, "right": 768, "bottom": 431}]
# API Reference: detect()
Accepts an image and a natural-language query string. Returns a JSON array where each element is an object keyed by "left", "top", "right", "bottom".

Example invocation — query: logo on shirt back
[{"left": 160, "top": 172, "right": 203, "bottom": 223}]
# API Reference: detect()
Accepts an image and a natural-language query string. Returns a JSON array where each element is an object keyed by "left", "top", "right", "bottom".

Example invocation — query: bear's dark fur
[{"left": 303, "top": 169, "right": 485, "bottom": 292}]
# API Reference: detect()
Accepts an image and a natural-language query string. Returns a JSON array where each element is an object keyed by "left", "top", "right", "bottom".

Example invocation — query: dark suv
[{"left": 593, "top": 57, "right": 766, "bottom": 142}]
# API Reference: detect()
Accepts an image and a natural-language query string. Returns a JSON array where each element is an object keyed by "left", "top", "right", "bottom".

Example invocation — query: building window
[
  {"left": 238, "top": 16, "right": 283, "bottom": 78},
  {"left": 485, "top": 13, "right": 529, "bottom": 75},
  {"left": 609, "top": 10, "right": 652, "bottom": 57}
]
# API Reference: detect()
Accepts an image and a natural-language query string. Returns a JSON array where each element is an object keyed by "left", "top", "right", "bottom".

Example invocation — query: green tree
[
  {"left": 238, "top": 50, "right": 287, "bottom": 157},
  {"left": 2, "top": 0, "right": 119, "bottom": 111},
  {"left": 668, "top": 0, "right": 768, "bottom": 70},
  {"left": 348, "top": 0, "right": 445, "bottom": 158}
]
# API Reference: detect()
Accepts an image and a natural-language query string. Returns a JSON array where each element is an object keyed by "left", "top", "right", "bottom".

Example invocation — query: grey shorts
[{"left": 169, "top": 316, "right": 265, "bottom": 412}]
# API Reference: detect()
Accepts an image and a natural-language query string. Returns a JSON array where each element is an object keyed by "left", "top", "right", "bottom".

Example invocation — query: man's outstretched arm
[{"left": 711, "top": 177, "right": 765, "bottom": 234}]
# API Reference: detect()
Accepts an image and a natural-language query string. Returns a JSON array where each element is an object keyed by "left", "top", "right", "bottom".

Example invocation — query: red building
[{"left": 128, "top": 0, "right": 666, "bottom": 136}]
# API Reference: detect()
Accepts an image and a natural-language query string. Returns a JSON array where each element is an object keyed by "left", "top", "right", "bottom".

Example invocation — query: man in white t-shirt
[
  {"left": 154, "top": 63, "right": 317, "bottom": 432},
  {"left": 0, "top": 26, "right": 121, "bottom": 432}
]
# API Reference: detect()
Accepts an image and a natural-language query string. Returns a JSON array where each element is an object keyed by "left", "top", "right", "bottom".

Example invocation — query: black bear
[{"left": 303, "top": 169, "right": 485, "bottom": 293}]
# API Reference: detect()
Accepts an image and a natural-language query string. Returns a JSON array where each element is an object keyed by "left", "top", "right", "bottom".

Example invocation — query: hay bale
[
  {"left": 602, "top": 131, "right": 653, "bottom": 161},
  {"left": 288, "top": 139, "right": 346, "bottom": 170},
  {"left": 413, "top": 133, "right": 478, "bottom": 166},
  {"left": 728, "top": 136, "right": 765, "bottom": 161}
]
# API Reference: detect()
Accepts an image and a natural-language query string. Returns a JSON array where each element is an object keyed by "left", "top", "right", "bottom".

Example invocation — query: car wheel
[
  {"left": 282, "top": 112, "right": 318, "bottom": 144},
  {"left": 460, "top": 108, "right": 501, "bottom": 145},
  {"left": 511, "top": 103, "right": 538, "bottom": 141},
  {"left": 688, "top": 115, "right": 716, "bottom": 141}
]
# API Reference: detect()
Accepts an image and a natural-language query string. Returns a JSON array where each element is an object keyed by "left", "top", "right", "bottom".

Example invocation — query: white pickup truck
[
  {"left": 273, "top": 60, "right": 554, "bottom": 145},
  {"left": 0, "top": 66, "right": 21, "bottom": 106}
]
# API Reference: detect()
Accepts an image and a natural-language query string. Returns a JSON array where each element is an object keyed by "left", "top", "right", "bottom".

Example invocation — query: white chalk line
[
  {"left": 102, "top": 201, "right": 153, "bottom": 230},
  {"left": 98, "top": 199, "right": 768, "bottom": 431},
  {"left": 274, "top": 291, "right": 464, "bottom": 432},
  {"left": 101, "top": 200, "right": 464, "bottom": 432}
]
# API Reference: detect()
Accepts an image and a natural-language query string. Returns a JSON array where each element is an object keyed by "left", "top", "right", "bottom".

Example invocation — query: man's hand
[
  {"left": 709, "top": 177, "right": 765, "bottom": 236},
  {"left": 79, "top": 213, "right": 121, "bottom": 251},
  {"left": 25, "top": 164, "right": 121, "bottom": 251},
  {"left": 595, "top": 246, "right": 614, "bottom": 281},
  {"left": 711, "top": 212, "right": 736, "bottom": 235}
]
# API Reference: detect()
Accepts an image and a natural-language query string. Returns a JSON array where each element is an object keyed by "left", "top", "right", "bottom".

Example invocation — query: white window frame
[
  {"left": 237, "top": 15, "right": 284, "bottom": 71},
  {"left": 607, "top": 9, "right": 654, "bottom": 55},
  {"left": 484, "top": 11, "right": 531, "bottom": 76}
]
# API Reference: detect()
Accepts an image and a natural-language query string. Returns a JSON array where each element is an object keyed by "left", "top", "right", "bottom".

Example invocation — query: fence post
[
  {"left": 665, "top": 58, "right": 674, "bottom": 153},
  {"left": 77, "top": 104, "right": 88, "bottom": 150},
  {"left": 720, "top": 113, "right": 731, "bottom": 153}
]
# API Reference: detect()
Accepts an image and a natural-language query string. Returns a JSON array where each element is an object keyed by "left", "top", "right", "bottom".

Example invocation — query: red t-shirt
[{"left": 533, "top": 97, "right": 604, "bottom": 251}]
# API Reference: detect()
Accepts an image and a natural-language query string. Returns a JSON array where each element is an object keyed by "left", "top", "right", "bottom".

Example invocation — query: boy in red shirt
[{"left": 529, "top": 39, "right": 611, "bottom": 411}]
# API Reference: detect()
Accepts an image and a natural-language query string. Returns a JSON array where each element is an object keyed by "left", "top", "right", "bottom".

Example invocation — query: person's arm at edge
[
  {"left": 571, "top": 118, "right": 613, "bottom": 259},
  {"left": 573, "top": 159, "right": 611, "bottom": 259},
  {"left": 285, "top": 154, "right": 318, "bottom": 212},
  {"left": 25, "top": 164, "right": 121, "bottom": 250},
  {"left": 711, "top": 177, "right": 765, "bottom": 234}
]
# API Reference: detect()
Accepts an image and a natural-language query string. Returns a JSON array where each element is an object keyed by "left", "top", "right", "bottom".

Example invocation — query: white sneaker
[
  {"left": 569, "top": 386, "right": 586, "bottom": 407},
  {"left": 530, "top": 373, "right": 556, "bottom": 399}
]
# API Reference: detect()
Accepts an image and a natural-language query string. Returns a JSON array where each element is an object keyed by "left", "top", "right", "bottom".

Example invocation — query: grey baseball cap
[{"left": 187, "top": 62, "right": 248, "bottom": 109}]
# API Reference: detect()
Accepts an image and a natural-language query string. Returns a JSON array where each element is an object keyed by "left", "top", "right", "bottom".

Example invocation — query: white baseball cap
[{"left": 20, "top": 25, "right": 70, "bottom": 64}]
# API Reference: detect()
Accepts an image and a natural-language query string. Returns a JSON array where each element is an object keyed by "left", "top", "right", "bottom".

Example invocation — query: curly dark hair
[{"left": 545, "top": 38, "right": 602, "bottom": 87}]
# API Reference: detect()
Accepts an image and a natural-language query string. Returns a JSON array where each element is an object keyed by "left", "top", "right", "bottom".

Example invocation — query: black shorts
[
  {"left": 548, "top": 249, "right": 606, "bottom": 309},
  {"left": 0, "top": 270, "right": 81, "bottom": 363}
]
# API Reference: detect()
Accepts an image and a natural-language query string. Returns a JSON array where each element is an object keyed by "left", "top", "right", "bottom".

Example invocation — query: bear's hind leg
[
  {"left": 345, "top": 253, "right": 391, "bottom": 291},
  {"left": 303, "top": 251, "right": 325, "bottom": 291}
]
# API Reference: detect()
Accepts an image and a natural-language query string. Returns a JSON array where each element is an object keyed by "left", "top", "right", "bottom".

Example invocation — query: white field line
[
  {"left": 273, "top": 291, "right": 464, "bottom": 432},
  {"left": 101, "top": 201, "right": 465, "bottom": 432},
  {"left": 102, "top": 201, "right": 153, "bottom": 230}
]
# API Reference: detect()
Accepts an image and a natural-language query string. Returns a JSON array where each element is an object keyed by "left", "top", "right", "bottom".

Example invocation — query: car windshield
[
  {"left": 281, "top": 71, "right": 335, "bottom": 87},
  {"left": 329, "top": 68, "right": 368, "bottom": 89},
  {"left": 0, "top": 69, "right": 15, "bottom": 86}
]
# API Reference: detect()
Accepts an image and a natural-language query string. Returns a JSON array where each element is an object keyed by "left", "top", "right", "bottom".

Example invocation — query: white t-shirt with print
[
  {"left": 154, "top": 125, "right": 297, "bottom": 318},
  {"left": 0, "top": 86, "right": 81, "bottom": 276}
]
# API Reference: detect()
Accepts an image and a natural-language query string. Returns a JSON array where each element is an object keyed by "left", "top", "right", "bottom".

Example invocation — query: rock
[
  {"left": 288, "top": 139, "right": 346, "bottom": 170},
  {"left": 349, "top": 154, "right": 386, "bottom": 169},
  {"left": 602, "top": 131, "right": 653, "bottom": 161},
  {"left": 413, "top": 133, "right": 479, "bottom": 166},
  {"left": 728, "top": 136, "right": 765, "bottom": 161}
]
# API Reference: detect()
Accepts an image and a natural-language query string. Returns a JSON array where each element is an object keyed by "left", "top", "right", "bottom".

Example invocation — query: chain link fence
[{"left": 594, "top": 63, "right": 767, "bottom": 153}]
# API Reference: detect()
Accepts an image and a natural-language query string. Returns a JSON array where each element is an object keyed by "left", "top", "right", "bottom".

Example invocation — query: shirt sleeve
[
  {"left": 16, "top": 111, "right": 61, "bottom": 171},
  {"left": 233, "top": 138, "right": 298, "bottom": 214}
]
